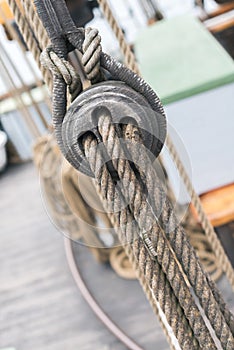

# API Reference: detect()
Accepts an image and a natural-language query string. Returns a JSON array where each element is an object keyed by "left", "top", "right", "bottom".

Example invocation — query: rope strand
[{"left": 96, "top": 0, "right": 234, "bottom": 291}]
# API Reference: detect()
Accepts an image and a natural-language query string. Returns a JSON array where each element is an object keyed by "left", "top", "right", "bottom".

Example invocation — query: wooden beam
[
  {"left": 191, "top": 184, "right": 234, "bottom": 227},
  {"left": 204, "top": 9, "right": 234, "bottom": 32}
]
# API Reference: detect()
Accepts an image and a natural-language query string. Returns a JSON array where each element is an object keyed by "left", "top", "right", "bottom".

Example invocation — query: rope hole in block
[
  {"left": 91, "top": 105, "right": 112, "bottom": 125},
  {"left": 77, "top": 130, "right": 97, "bottom": 155}
]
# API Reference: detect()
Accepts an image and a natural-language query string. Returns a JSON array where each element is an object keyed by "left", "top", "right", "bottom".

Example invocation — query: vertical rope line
[
  {"left": 95, "top": 2, "right": 183, "bottom": 347},
  {"left": 21, "top": 0, "right": 50, "bottom": 51},
  {"left": 166, "top": 136, "right": 234, "bottom": 289},
  {"left": 7, "top": 0, "right": 52, "bottom": 91},
  {"left": 93, "top": 189, "right": 200, "bottom": 350},
  {"left": 8, "top": 0, "right": 234, "bottom": 348},
  {"left": 97, "top": 0, "right": 140, "bottom": 75},
  {"left": 0, "top": 4, "right": 51, "bottom": 111},
  {"left": 96, "top": 0, "right": 234, "bottom": 290},
  {"left": 5, "top": 2, "right": 179, "bottom": 348}
]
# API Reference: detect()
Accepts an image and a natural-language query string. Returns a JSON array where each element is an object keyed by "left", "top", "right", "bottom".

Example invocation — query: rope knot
[
  {"left": 82, "top": 27, "right": 102, "bottom": 82},
  {"left": 41, "top": 46, "right": 82, "bottom": 97}
]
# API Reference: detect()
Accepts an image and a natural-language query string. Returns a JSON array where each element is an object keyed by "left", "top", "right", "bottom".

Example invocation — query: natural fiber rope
[
  {"left": 35, "top": 137, "right": 150, "bottom": 350},
  {"left": 122, "top": 126, "right": 234, "bottom": 345},
  {"left": 92, "top": 178, "right": 201, "bottom": 350},
  {"left": 9, "top": 0, "right": 234, "bottom": 289},
  {"left": 4, "top": 2, "right": 184, "bottom": 349},
  {"left": 166, "top": 136, "right": 234, "bottom": 289},
  {"left": 89, "top": 2, "right": 234, "bottom": 341},
  {"left": 96, "top": 0, "right": 234, "bottom": 291},
  {"left": 82, "top": 27, "right": 103, "bottom": 82},
  {"left": 41, "top": 46, "right": 82, "bottom": 100},
  {"left": 21, "top": 0, "right": 49, "bottom": 50},
  {"left": 84, "top": 116, "right": 233, "bottom": 349},
  {"left": 42, "top": 26, "right": 233, "bottom": 350},
  {"left": 97, "top": 0, "right": 140, "bottom": 75},
  {"left": 7, "top": 0, "right": 52, "bottom": 91},
  {"left": 13, "top": 0, "right": 232, "bottom": 292},
  {"left": 35, "top": 135, "right": 191, "bottom": 350},
  {"left": 11, "top": 0, "right": 234, "bottom": 348},
  {"left": 5, "top": 0, "right": 180, "bottom": 350},
  {"left": 182, "top": 212, "right": 223, "bottom": 282}
]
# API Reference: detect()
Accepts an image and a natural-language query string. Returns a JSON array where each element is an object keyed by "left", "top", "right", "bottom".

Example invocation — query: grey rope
[
  {"left": 36, "top": 3, "right": 201, "bottom": 347},
  {"left": 84, "top": 119, "right": 218, "bottom": 349},
  {"left": 96, "top": 0, "right": 234, "bottom": 291},
  {"left": 22, "top": 0, "right": 50, "bottom": 50},
  {"left": 39, "top": 12, "right": 234, "bottom": 350},
  {"left": 8, "top": 1, "right": 180, "bottom": 347},
  {"left": 88, "top": 144, "right": 201, "bottom": 350},
  {"left": 97, "top": 0, "right": 140, "bottom": 74},
  {"left": 5, "top": 1, "right": 181, "bottom": 348},
  {"left": 15, "top": 0, "right": 234, "bottom": 349},
  {"left": 122, "top": 126, "right": 234, "bottom": 346},
  {"left": 86, "top": 116, "right": 234, "bottom": 349}
]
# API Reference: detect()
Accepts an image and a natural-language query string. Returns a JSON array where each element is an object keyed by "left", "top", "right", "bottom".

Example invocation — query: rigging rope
[
  {"left": 7, "top": 0, "right": 234, "bottom": 349},
  {"left": 82, "top": 118, "right": 233, "bottom": 349},
  {"left": 7, "top": 0, "right": 52, "bottom": 90},
  {"left": 6, "top": 1, "right": 178, "bottom": 347},
  {"left": 97, "top": 0, "right": 140, "bottom": 74},
  {"left": 95, "top": 0, "right": 234, "bottom": 291},
  {"left": 40, "top": 15, "right": 233, "bottom": 349}
]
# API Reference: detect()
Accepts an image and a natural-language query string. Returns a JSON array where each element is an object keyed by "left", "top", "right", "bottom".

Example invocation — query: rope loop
[
  {"left": 40, "top": 26, "right": 103, "bottom": 99},
  {"left": 41, "top": 46, "right": 82, "bottom": 98},
  {"left": 11, "top": 0, "right": 234, "bottom": 347}
]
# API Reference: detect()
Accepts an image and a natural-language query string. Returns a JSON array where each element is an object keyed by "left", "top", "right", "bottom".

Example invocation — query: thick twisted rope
[
  {"left": 12, "top": 0, "right": 234, "bottom": 348},
  {"left": 122, "top": 126, "right": 234, "bottom": 345},
  {"left": 11, "top": 0, "right": 234, "bottom": 291},
  {"left": 84, "top": 115, "right": 234, "bottom": 349},
  {"left": 85, "top": 135, "right": 201, "bottom": 350},
  {"left": 6, "top": 2, "right": 179, "bottom": 348},
  {"left": 7, "top": 0, "right": 52, "bottom": 91},
  {"left": 40, "top": 28, "right": 233, "bottom": 350},
  {"left": 39, "top": 11, "right": 202, "bottom": 346},
  {"left": 82, "top": 27, "right": 103, "bottom": 82},
  {"left": 41, "top": 46, "right": 82, "bottom": 100},
  {"left": 96, "top": 0, "right": 234, "bottom": 291}
]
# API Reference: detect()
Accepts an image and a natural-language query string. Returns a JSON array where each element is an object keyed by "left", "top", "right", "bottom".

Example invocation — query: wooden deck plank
[
  {"left": 0, "top": 163, "right": 233, "bottom": 350},
  {"left": 0, "top": 163, "right": 167, "bottom": 350}
]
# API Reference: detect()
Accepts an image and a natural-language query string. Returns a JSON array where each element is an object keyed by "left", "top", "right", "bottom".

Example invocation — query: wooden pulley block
[{"left": 61, "top": 81, "right": 167, "bottom": 177}]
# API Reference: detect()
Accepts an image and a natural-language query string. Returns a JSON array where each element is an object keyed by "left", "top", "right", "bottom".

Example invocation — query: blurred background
[{"left": 0, "top": 1, "right": 234, "bottom": 350}]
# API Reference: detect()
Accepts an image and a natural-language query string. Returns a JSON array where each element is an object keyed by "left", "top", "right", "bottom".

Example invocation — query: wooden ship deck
[
  {"left": 1, "top": 162, "right": 234, "bottom": 350},
  {"left": 0, "top": 1, "right": 234, "bottom": 349}
]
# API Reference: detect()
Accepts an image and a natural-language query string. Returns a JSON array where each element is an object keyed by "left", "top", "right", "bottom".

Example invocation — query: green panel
[{"left": 135, "top": 15, "right": 234, "bottom": 104}]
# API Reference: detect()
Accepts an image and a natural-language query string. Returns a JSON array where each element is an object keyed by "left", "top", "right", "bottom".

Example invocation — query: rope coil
[{"left": 8, "top": 0, "right": 234, "bottom": 349}]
